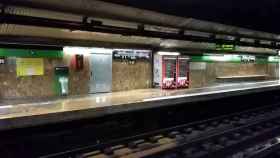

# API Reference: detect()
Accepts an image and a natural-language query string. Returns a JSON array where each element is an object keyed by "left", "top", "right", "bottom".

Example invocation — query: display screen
[
  {"left": 179, "top": 60, "right": 188, "bottom": 77},
  {"left": 165, "top": 59, "right": 176, "bottom": 78}
]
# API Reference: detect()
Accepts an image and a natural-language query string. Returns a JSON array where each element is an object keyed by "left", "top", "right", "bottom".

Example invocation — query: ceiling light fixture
[{"left": 157, "top": 51, "right": 180, "bottom": 56}]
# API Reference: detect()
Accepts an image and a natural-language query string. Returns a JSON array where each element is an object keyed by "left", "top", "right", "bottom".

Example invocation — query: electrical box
[{"left": 54, "top": 66, "right": 69, "bottom": 96}]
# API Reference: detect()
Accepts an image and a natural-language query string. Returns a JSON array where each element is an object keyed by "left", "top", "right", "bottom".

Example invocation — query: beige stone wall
[
  {"left": 0, "top": 54, "right": 90, "bottom": 99},
  {"left": 189, "top": 62, "right": 277, "bottom": 88},
  {"left": 0, "top": 55, "right": 152, "bottom": 99},
  {"left": 189, "top": 62, "right": 216, "bottom": 88},
  {"left": 0, "top": 54, "right": 278, "bottom": 99},
  {"left": 0, "top": 58, "right": 58, "bottom": 99},
  {"left": 189, "top": 70, "right": 205, "bottom": 88},
  {"left": 267, "top": 63, "right": 279, "bottom": 80},
  {"left": 112, "top": 60, "right": 152, "bottom": 91},
  {"left": 215, "top": 63, "right": 267, "bottom": 77}
]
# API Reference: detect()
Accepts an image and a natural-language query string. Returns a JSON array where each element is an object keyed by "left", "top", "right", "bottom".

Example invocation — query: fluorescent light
[
  {"left": 114, "top": 49, "right": 151, "bottom": 52},
  {"left": 0, "top": 105, "right": 13, "bottom": 109},
  {"left": 157, "top": 51, "right": 180, "bottom": 56},
  {"left": 268, "top": 56, "right": 280, "bottom": 62},
  {"left": 88, "top": 48, "right": 112, "bottom": 54},
  {"left": 206, "top": 55, "right": 233, "bottom": 62},
  {"left": 63, "top": 47, "right": 112, "bottom": 56},
  {"left": 63, "top": 47, "right": 90, "bottom": 56}
]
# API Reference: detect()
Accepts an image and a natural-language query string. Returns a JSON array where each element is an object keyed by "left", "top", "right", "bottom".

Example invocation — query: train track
[{"left": 41, "top": 104, "right": 280, "bottom": 158}]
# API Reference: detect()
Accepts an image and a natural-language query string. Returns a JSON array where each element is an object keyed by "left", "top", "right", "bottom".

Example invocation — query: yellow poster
[{"left": 16, "top": 58, "right": 44, "bottom": 77}]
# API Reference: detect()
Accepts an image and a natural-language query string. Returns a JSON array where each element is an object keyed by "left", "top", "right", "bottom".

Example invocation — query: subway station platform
[{"left": 0, "top": 80, "right": 280, "bottom": 131}]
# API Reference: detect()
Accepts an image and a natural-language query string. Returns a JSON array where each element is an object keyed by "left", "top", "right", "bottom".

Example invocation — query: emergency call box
[{"left": 76, "top": 54, "right": 84, "bottom": 70}]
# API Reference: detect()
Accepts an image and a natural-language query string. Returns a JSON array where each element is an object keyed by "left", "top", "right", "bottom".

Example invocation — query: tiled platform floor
[{"left": 0, "top": 80, "right": 279, "bottom": 131}]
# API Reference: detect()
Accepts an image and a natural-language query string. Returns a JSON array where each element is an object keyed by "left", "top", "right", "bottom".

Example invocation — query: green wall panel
[
  {"left": 0, "top": 48, "right": 63, "bottom": 58},
  {"left": 190, "top": 54, "right": 279, "bottom": 64}
]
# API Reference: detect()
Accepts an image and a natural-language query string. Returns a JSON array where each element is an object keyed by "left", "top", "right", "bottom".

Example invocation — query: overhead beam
[
  {"left": 1, "top": 13, "right": 279, "bottom": 49},
  {"left": 4, "top": 0, "right": 280, "bottom": 42},
  {"left": 0, "top": 35, "right": 276, "bottom": 56},
  {"left": 0, "top": 35, "right": 155, "bottom": 49}
]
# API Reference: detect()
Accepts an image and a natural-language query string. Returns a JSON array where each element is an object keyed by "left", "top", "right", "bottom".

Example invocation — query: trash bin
[{"left": 54, "top": 66, "right": 69, "bottom": 96}]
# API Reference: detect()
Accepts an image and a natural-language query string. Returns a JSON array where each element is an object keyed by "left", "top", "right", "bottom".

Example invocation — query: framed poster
[
  {"left": 0, "top": 57, "right": 5, "bottom": 64},
  {"left": 16, "top": 58, "right": 44, "bottom": 77}
]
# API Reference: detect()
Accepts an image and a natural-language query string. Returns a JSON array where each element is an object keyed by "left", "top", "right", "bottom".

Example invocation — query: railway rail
[{"left": 40, "top": 103, "right": 280, "bottom": 158}]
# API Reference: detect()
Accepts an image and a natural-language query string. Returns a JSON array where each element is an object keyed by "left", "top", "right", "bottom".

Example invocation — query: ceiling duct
[
  {"left": 1, "top": 13, "right": 279, "bottom": 50},
  {"left": 4, "top": 0, "right": 280, "bottom": 42},
  {"left": 0, "top": 24, "right": 276, "bottom": 55},
  {"left": 0, "top": 0, "right": 278, "bottom": 54}
]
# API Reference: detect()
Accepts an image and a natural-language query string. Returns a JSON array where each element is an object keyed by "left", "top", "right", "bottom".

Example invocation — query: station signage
[
  {"left": 112, "top": 50, "right": 151, "bottom": 61},
  {"left": 0, "top": 57, "right": 5, "bottom": 64},
  {"left": 240, "top": 55, "right": 256, "bottom": 63},
  {"left": 216, "top": 44, "right": 236, "bottom": 51},
  {"left": 191, "top": 54, "right": 259, "bottom": 63},
  {"left": 268, "top": 56, "right": 280, "bottom": 63}
]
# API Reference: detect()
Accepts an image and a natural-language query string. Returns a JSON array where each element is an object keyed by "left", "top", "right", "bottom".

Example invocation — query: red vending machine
[
  {"left": 177, "top": 56, "right": 190, "bottom": 88},
  {"left": 162, "top": 55, "right": 177, "bottom": 89},
  {"left": 153, "top": 52, "right": 190, "bottom": 89}
]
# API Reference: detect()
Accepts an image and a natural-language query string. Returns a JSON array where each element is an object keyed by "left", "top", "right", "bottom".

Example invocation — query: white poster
[{"left": 190, "top": 62, "right": 206, "bottom": 70}]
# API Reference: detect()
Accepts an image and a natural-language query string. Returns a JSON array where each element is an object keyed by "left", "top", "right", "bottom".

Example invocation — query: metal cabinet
[{"left": 89, "top": 53, "right": 112, "bottom": 93}]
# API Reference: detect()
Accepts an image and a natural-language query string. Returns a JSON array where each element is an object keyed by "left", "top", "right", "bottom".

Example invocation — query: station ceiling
[
  {"left": 101, "top": 0, "right": 280, "bottom": 34},
  {"left": 0, "top": 24, "right": 275, "bottom": 55},
  {"left": 0, "top": 0, "right": 278, "bottom": 54}
]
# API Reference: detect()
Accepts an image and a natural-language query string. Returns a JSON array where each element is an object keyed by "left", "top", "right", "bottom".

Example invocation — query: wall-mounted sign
[
  {"left": 16, "top": 58, "right": 44, "bottom": 77},
  {"left": 0, "top": 57, "right": 5, "bottom": 64},
  {"left": 268, "top": 56, "right": 280, "bottom": 63},
  {"left": 202, "top": 54, "right": 240, "bottom": 62},
  {"left": 191, "top": 54, "right": 259, "bottom": 63},
  {"left": 240, "top": 55, "right": 256, "bottom": 63},
  {"left": 216, "top": 44, "right": 236, "bottom": 51},
  {"left": 113, "top": 50, "right": 151, "bottom": 61}
]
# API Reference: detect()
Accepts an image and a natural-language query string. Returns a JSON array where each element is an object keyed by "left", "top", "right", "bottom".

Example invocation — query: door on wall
[{"left": 89, "top": 53, "right": 112, "bottom": 93}]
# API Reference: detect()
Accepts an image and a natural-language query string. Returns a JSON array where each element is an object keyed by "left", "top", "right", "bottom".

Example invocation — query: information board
[
  {"left": 216, "top": 44, "right": 235, "bottom": 51},
  {"left": 16, "top": 58, "right": 44, "bottom": 77},
  {"left": 113, "top": 50, "right": 150, "bottom": 60},
  {"left": 0, "top": 57, "right": 5, "bottom": 64}
]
